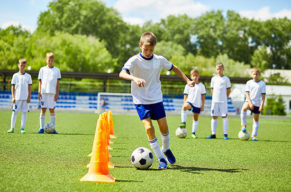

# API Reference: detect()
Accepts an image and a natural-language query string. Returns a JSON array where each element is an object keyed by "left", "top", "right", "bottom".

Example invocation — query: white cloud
[
  {"left": 113, "top": 0, "right": 209, "bottom": 25},
  {"left": 239, "top": 7, "right": 291, "bottom": 21},
  {"left": 1, "top": 21, "right": 35, "bottom": 32}
]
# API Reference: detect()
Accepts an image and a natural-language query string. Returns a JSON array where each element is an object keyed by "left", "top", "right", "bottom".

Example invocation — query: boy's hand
[
  {"left": 27, "top": 98, "right": 31, "bottom": 103},
  {"left": 12, "top": 98, "right": 15, "bottom": 103},
  {"left": 133, "top": 77, "right": 146, "bottom": 87},
  {"left": 201, "top": 105, "right": 204, "bottom": 111},
  {"left": 187, "top": 80, "right": 195, "bottom": 87},
  {"left": 38, "top": 92, "right": 42, "bottom": 100},
  {"left": 54, "top": 94, "right": 59, "bottom": 101},
  {"left": 259, "top": 106, "right": 263, "bottom": 112}
]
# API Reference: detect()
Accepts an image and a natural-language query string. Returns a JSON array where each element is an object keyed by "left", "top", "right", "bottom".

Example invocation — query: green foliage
[
  {"left": 0, "top": 32, "right": 117, "bottom": 72},
  {"left": 265, "top": 73, "right": 288, "bottom": 85},
  {"left": 262, "top": 95, "right": 286, "bottom": 116},
  {"left": 36, "top": 0, "right": 134, "bottom": 66},
  {"left": 251, "top": 46, "right": 271, "bottom": 72},
  {"left": 216, "top": 54, "right": 250, "bottom": 77},
  {"left": 154, "top": 41, "right": 186, "bottom": 60}
]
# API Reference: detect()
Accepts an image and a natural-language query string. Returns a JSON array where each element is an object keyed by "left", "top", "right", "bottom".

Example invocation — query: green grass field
[{"left": 0, "top": 110, "right": 290, "bottom": 192}]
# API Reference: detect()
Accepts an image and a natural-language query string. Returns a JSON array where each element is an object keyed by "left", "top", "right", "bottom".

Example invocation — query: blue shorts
[
  {"left": 135, "top": 102, "right": 166, "bottom": 120},
  {"left": 251, "top": 106, "right": 260, "bottom": 114},
  {"left": 187, "top": 102, "right": 201, "bottom": 114}
]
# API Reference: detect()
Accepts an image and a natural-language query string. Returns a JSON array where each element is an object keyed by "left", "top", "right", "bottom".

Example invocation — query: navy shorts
[
  {"left": 187, "top": 102, "right": 201, "bottom": 114},
  {"left": 251, "top": 106, "right": 260, "bottom": 114},
  {"left": 135, "top": 102, "right": 166, "bottom": 120}
]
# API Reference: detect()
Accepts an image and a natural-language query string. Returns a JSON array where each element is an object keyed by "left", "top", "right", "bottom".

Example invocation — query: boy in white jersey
[
  {"left": 240, "top": 68, "right": 266, "bottom": 141},
  {"left": 206, "top": 63, "right": 231, "bottom": 140},
  {"left": 8, "top": 59, "right": 32, "bottom": 134},
  {"left": 38, "top": 53, "right": 61, "bottom": 134},
  {"left": 119, "top": 32, "right": 194, "bottom": 169},
  {"left": 179, "top": 69, "right": 206, "bottom": 138}
]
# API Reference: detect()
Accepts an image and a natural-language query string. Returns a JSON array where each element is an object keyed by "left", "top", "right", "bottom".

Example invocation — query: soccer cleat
[
  {"left": 179, "top": 122, "right": 186, "bottom": 128},
  {"left": 7, "top": 128, "right": 14, "bottom": 133},
  {"left": 206, "top": 134, "right": 216, "bottom": 139},
  {"left": 164, "top": 149, "right": 176, "bottom": 164},
  {"left": 20, "top": 129, "right": 26, "bottom": 134},
  {"left": 224, "top": 134, "right": 229, "bottom": 140},
  {"left": 38, "top": 129, "right": 44, "bottom": 134},
  {"left": 191, "top": 132, "right": 197, "bottom": 139},
  {"left": 52, "top": 130, "right": 58, "bottom": 134},
  {"left": 251, "top": 136, "right": 258, "bottom": 141},
  {"left": 158, "top": 158, "right": 168, "bottom": 169}
]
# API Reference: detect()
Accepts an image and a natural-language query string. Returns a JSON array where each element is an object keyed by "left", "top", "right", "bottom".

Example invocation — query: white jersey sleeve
[
  {"left": 183, "top": 85, "right": 190, "bottom": 95},
  {"left": 160, "top": 56, "right": 173, "bottom": 71},
  {"left": 201, "top": 83, "right": 206, "bottom": 95}
]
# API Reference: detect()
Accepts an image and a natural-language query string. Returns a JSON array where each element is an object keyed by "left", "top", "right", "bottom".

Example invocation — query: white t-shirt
[
  {"left": 245, "top": 80, "right": 266, "bottom": 107},
  {"left": 211, "top": 75, "right": 231, "bottom": 103},
  {"left": 123, "top": 53, "right": 173, "bottom": 104},
  {"left": 184, "top": 83, "right": 206, "bottom": 108},
  {"left": 38, "top": 66, "right": 61, "bottom": 94},
  {"left": 11, "top": 72, "right": 32, "bottom": 100}
]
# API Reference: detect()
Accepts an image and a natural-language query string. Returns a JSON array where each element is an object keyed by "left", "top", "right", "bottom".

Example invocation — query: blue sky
[{"left": 0, "top": 0, "right": 290, "bottom": 32}]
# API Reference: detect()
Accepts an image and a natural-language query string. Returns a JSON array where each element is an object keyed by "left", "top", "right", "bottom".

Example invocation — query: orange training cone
[
  {"left": 102, "top": 113, "right": 114, "bottom": 168},
  {"left": 103, "top": 112, "right": 113, "bottom": 150},
  {"left": 80, "top": 117, "right": 115, "bottom": 183},
  {"left": 108, "top": 111, "right": 117, "bottom": 139}
]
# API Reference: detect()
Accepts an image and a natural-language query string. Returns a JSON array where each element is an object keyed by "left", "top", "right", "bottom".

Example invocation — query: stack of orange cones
[
  {"left": 102, "top": 113, "right": 114, "bottom": 169},
  {"left": 80, "top": 115, "right": 115, "bottom": 183},
  {"left": 108, "top": 111, "right": 117, "bottom": 139}
]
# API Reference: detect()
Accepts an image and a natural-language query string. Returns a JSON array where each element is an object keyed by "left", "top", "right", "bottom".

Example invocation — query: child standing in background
[{"left": 8, "top": 59, "right": 32, "bottom": 134}]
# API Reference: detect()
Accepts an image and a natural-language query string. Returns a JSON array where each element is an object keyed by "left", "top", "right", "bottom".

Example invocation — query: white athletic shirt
[
  {"left": 38, "top": 66, "right": 61, "bottom": 94},
  {"left": 184, "top": 83, "right": 206, "bottom": 108},
  {"left": 211, "top": 75, "right": 231, "bottom": 103},
  {"left": 245, "top": 80, "right": 266, "bottom": 107},
  {"left": 123, "top": 53, "right": 173, "bottom": 104},
  {"left": 11, "top": 72, "right": 32, "bottom": 100}
]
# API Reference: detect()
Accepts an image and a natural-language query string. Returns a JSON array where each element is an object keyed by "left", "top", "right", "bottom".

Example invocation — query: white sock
[
  {"left": 161, "top": 132, "right": 170, "bottom": 152},
  {"left": 241, "top": 111, "right": 247, "bottom": 126},
  {"left": 211, "top": 119, "right": 217, "bottom": 135},
  {"left": 223, "top": 118, "right": 229, "bottom": 135},
  {"left": 11, "top": 111, "right": 18, "bottom": 129},
  {"left": 20, "top": 112, "right": 27, "bottom": 129},
  {"left": 181, "top": 109, "right": 187, "bottom": 123},
  {"left": 252, "top": 120, "right": 259, "bottom": 137},
  {"left": 40, "top": 115, "right": 45, "bottom": 129},
  {"left": 192, "top": 120, "right": 198, "bottom": 133},
  {"left": 149, "top": 138, "right": 165, "bottom": 160},
  {"left": 50, "top": 115, "right": 55, "bottom": 127}
]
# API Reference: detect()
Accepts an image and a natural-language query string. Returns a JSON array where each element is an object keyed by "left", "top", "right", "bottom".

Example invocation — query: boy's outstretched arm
[
  {"left": 172, "top": 65, "right": 194, "bottom": 87},
  {"left": 119, "top": 70, "right": 146, "bottom": 87}
]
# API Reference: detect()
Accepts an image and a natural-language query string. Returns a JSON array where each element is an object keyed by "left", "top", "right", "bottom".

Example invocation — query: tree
[
  {"left": 37, "top": 0, "right": 133, "bottom": 65},
  {"left": 251, "top": 46, "right": 271, "bottom": 72}
]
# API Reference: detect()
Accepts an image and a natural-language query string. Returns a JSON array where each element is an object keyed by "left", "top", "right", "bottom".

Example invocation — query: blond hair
[
  {"left": 140, "top": 32, "right": 157, "bottom": 46},
  {"left": 18, "top": 58, "right": 26, "bottom": 64},
  {"left": 216, "top": 63, "right": 224, "bottom": 68},
  {"left": 252, "top": 67, "right": 260, "bottom": 74},
  {"left": 190, "top": 69, "right": 199, "bottom": 76},
  {"left": 46, "top": 52, "right": 54, "bottom": 58}
]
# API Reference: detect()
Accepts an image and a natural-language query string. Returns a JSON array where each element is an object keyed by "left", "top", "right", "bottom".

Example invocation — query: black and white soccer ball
[
  {"left": 131, "top": 147, "right": 153, "bottom": 170},
  {"left": 238, "top": 130, "right": 250, "bottom": 140},
  {"left": 44, "top": 122, "right": 55, "bottom": 134},
  {"left": 176, "top": 127, "right": 187, "bottom": 138}
]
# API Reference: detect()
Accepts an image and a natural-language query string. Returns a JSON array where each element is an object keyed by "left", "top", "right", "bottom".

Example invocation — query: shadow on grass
[
  {"left": 170, "top": 164, "right": 245, "bottom": 174},
  {"left": 116, "top": 179, "right": 143, "bottom": 183},
  {"left": 114, "top": 165, "right": 161, "bottom": 172},
  {"left": 30, "top": 132, "right": 94, "bottom": 136}
]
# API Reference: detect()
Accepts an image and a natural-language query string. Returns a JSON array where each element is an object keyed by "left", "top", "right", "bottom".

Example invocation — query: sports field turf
[{"left": 0, "top": 110, "right": 290, "bottom": 192}]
